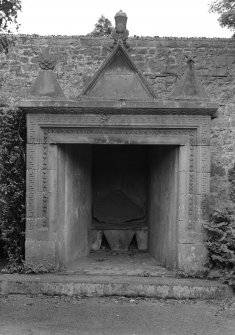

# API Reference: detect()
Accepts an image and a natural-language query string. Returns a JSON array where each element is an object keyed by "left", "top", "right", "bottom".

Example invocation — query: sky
[{"left": 17, "top": 0, "right": 232, "bottom": 38}]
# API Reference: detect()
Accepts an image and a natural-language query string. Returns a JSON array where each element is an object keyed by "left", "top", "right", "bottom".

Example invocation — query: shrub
[
  {"left": 0, "top": 106, "right": 26, "bottom": 264},
  {"left": 204, "top": 210, "right": 235, "bottom": 287}
]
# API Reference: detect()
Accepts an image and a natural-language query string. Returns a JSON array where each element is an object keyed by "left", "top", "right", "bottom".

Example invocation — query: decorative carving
[
  {"left": 45, "top": 126, "right": 195, "bottom": 138},
  {"left": 111, "top": 10, "right": 130, "bottom": 49},
  {"left": 29, "top": 47, "right": 66, "bottom": 100},
  {"left": 26, "top": 144, "right": 43, "bottom": 170},
  {"left": 27, "top": 113, "right": 210, "bottom": 144},
  {"left": 26, "top": 113, "right": 212, "bottom": 233},
  {"left": 100, "top": 114, "right": 110, "bottom": 123},
  {"left": 185, "top": 55, "right": 195, "bottom": 70},
  {"left": 197, "top": 146, "right": 211, "bottom": 172},
  {"left": 38, "top": 47, "right": 56, "bottom": 70},
  {"left": 42, "top": 131, "right": 48, "bottom": 224},
  {"left": 188, "top": 195, "right": 195, "bottom": 229}
]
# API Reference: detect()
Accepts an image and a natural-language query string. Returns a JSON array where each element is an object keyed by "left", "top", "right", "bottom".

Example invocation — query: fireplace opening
[
  {"left": 57, "top": 144, "right": 179, "bottom": 269},
  {"left": 91, "top": 145, "right": 148, "bottom": 252}
]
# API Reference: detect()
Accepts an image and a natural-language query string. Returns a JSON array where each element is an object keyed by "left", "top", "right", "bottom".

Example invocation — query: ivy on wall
[{"left": 0, "top": 106, "right": 26, "bottom": 264}]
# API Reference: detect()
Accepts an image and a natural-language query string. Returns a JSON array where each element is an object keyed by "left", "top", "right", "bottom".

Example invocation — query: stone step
[{"left": 0, "top": 274, "right": 232, "bottom": 299}]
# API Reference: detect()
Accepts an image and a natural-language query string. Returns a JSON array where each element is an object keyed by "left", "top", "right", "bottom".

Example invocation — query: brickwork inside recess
[{"left": 0, "top": 35, "right": 234, "bottom": 211}]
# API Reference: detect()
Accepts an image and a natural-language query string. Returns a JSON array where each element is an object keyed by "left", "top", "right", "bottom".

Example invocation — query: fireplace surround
[{"left": 20, "top": 11, "right": 218, "bottom": 272}]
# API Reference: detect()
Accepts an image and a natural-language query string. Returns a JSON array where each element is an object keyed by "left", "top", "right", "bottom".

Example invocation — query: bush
[
  {"left": 0, "top": 106, "right": 26, "bottom": 264},
  {"left": 204, "top": 210, "right": 235, "bottom": 287}
]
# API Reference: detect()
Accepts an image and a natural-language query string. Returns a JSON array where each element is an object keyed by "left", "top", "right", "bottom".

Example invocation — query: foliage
[
  {"left": 90, "top": 15, "right": 113, "bottom": 37},
  {"left": 204, "top": 210, "right": 235, "bottom": 287},
  {"left": 0, "top": 0, "right": 21, "bottom": 33},
  {"left": 0, "top": 106, "right": 26, "bottom": 264},
  {"left": 1, "top": 260, "right": 60, "bottom": 274},
  {"left": 209, "top": 0, "right": 235, "bottom": 34}
]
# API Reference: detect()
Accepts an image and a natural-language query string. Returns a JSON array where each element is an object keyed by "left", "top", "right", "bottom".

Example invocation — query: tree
[
  {"left": 0, "top": 0, "right": 21, "bottom": 33},
  {"left": 90, "top": 15, "right": 113, "bottom": 37},
  {"left": 209, "top": 0, "right": 235, "bottom": 35}
]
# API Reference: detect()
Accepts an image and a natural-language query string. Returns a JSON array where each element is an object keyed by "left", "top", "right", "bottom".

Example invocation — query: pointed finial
[
  {"left": 29, "top": 47, "right": 66, "bottom": 100},
  {"left": 111, "top": 10, "right": 130, "bottom": 49},
  {"left": 38, "top": 47, "right": 56, "bottom": 70},
  {"left": 185, "top": 55, "right": 195, "bottom": 71},
  {"left": 170, "top": 55, "right": 209, "bottom": 101}
]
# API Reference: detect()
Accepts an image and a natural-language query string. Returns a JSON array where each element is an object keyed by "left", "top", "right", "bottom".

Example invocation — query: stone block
[
  {"left": 178, "top": 171, "right": 189, "bottom": 195},
  {"left": 178, "top": 220, "right": 206, "bottom": 244},
  {"left": 197, "top": 172, "right": 210, "bottom": 195},
  {"left": 48, "top": 144, "right": 58, "bottom": 170},
  {"left": 195, "top": 194, "right": 210, "bottom": 221},
  {"left": 181, "top": 172, "right": 210, "bottom": 196},
  {"left": 26, "top": 218, "right": 45, "bottom": 231},
  {"left": 26, "top": 144, "right": 44, "bottom": 170},
  {"left": 104, "top": 231, "right": 134, "bottom": 251},
  {"left": 88, "top": 230, "right": 103, "bottom": 251},
  {"left": 196, "top": 146, "right": 211, "bottom": 173},
  {"left": 178, "top": 193, "right": 189, "bottom": 222},
  {"left": 197, "top": 118, "right": 211, "bottom": 145},
  {"left": 48, "top": 169, "right": 57, "bottom": 193},
  {"left": 179, "top": 146, "right": 189, "bottom": 172},
  {"left": 26, "top": 191, "right": 44, "bottom": 218},
  {"left": 25, "top": 239, "right": 56, "bottom": 266},
  {"left": 27, "top": 227, "right": 49, "bottom": 241},
  {"left": 136, "top": 230, "right": 148, "bottom": 250},
  {"left": 27, "top": 169, "right": 44, "bottom": 193},
  {"left": 177, "top": 243, "right": 207, "bottom": 272}
]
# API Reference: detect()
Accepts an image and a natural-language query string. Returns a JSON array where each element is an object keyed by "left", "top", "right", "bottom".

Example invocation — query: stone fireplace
[{"left": 20, "top": 11, "right": 217, "bottom": 272}]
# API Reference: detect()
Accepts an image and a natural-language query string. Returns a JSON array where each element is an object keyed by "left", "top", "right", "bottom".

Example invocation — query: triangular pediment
[{"left": 81, "top": 44, "right": 156, "bottom": 100}]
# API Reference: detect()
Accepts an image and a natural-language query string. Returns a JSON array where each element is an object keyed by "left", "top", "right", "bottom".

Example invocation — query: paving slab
[{"left": 66, "top": 251, "right": 172, "bottom": 277}]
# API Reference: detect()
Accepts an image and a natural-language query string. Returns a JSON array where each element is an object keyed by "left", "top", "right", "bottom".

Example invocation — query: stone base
[
  {"left": 0, "top": 274, "right": 231, "bottom": 299},
  {"left": 178, "top": 243, "right": 208, "bottom": 273},
  {"left": 25, "top": 239, "right": 56, "bottom": 267}
]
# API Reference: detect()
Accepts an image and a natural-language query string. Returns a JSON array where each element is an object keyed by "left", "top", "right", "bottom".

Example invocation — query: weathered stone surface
[
  {"left": 0, "top": 274, "right": 232, "bottom": 299},
  {"left": 1, "top": 34, "right": 234, "bottom": 270},
  {"left": 81, "top": 43, "right": 156, "bottom": 100},
  {"left": 104, "top": 231, "right": 135, "bottom": 251},
  {"left": 23, "top": 111, "right": 213, "bottom": 270},
  {"left": 171, "top": 57, "right": 209, "bottom": 101},
  {"left": 136, "top": 230, "right": 148, "bottom": 251},
  {"left": 88, "top": 230, "right": 103, "bottom": 251},
  {"left": 25, "top": 239, "right": 56, "bottom": 265},
  {"left": 178, "top": 243, "right": 208, "bottom": 272}
]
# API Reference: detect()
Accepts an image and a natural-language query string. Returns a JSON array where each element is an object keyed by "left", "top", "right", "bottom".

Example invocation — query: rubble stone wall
[{"left": 0, "top": 35, "right": 234, "bottom": 212}]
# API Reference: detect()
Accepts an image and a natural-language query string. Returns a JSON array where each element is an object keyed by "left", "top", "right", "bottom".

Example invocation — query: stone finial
[
  {"left": 29, "top": 47, "right": 66, "bottom": 100},
  {"left": 185, "top": 55, "right": 195, "bottom": 70},
  {"left": 111, "top": 10, "right": 130, "bottom": 49},
  {"left": 171, "top": 55, "right": 209, "bottom": 101},
  {"left": 38, "top": 47, "right": 56, "bottom": 70}
]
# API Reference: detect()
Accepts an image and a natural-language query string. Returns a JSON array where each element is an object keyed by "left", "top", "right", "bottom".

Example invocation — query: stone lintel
[{"left": 19, "top": 99, "right": 218, "bottom": 118}]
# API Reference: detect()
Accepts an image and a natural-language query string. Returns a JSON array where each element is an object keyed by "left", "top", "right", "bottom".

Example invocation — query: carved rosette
[{"left": 38, "top": 47, "right": 56, "bottom": 70}]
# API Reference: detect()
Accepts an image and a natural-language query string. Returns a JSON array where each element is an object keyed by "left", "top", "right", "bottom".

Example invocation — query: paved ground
[
  {"left": 66, "top": 251, "right": 171, "bottom": 277},
  {"left": 0, "top": 295, "right": 235, "bottom": 335}
]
